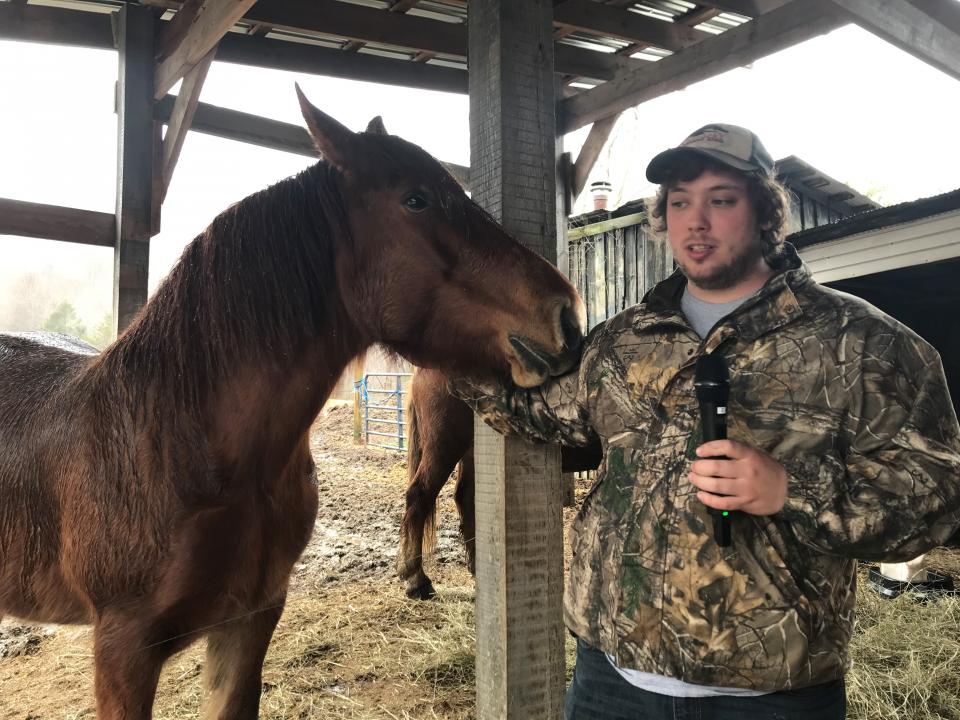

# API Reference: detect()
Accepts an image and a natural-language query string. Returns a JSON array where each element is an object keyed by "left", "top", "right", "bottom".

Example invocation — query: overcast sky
[{"left": 1, "top": 19, "right": 959, "bottom": 329}]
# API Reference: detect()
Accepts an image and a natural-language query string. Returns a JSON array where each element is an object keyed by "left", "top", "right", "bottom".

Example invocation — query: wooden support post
[
  {"left": 469, "top": 3, "right": 566, "bottom": 718},
  {"left": 114, "top": 4, "right": 157, "bottom": 333}
]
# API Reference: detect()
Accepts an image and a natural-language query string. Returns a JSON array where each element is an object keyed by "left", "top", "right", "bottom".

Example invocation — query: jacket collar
[{"left": 635, "top": 243, "right": 810, "bottom": 342}]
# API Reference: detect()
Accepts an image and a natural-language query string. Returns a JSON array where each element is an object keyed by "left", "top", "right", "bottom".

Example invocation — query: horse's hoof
[{"left": 405, "top": 579, "right": 437, "bottom": 601}]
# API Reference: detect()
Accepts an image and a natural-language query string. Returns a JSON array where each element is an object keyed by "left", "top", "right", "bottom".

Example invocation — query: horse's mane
[{"left": 93, "top": 161, "right": 348, "bottom": 410}]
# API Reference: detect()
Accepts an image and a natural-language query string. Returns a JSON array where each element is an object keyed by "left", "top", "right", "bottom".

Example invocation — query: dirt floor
[{"left": 2, "top": 403, "right": 960, "bottom": 719}]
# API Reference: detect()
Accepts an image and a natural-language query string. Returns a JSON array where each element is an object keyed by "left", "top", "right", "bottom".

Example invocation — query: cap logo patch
[{"left": 682, "top": 126, "right": 728, "bottom": 147}]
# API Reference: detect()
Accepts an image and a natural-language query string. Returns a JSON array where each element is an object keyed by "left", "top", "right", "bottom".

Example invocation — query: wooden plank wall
[{"left": 568, "top": 221, "right": 673, "bottom": 328}]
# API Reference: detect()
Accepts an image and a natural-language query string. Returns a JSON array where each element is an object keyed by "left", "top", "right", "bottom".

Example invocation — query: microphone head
[{"left": 694, "top": 353, "right": 730, "bottom": 404}]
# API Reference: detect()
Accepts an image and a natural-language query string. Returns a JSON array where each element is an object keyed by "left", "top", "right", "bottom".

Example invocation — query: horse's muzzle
[
  {"left": 505, "top": 295, "right": 586, "bottom": 386},
  {"left": 508, "top": 331, "right": 582, "bottom": 382}
]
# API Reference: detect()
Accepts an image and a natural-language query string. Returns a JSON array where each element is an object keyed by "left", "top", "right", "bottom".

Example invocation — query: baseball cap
[{"left": 645, "top": 123, "right": 774, "bottom": 183}]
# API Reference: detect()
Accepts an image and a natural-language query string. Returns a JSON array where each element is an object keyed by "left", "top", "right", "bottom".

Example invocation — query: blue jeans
[{"left": 565, "top": 640, "right": 846, "bottom": 720}]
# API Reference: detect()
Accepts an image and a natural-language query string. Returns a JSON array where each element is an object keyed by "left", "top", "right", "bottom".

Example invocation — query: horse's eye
[{"left": 403, "top": 194, "right": 429, "bottom": 213}]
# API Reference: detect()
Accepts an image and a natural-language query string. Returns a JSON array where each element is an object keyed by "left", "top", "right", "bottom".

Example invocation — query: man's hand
[{"left": 689, "top": 439, "right": 787, "bottom": 516}]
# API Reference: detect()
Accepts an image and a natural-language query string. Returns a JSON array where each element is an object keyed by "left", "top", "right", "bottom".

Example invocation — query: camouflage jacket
[{"left": 455, "top": 244, "right": 960, "bottom": 691}]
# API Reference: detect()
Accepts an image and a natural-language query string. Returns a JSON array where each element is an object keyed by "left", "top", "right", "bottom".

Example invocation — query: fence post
[
  {"left": 353, "top": 354, "right": 365, "bottom": 443},
  {"left": 396, "top": 373, "right": 404, "bottom": 451}
]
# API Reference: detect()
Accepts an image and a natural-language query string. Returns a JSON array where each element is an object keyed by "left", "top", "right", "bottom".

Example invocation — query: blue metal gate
[{"left": 359, "top": 372, "right": 411, "bottom": 451}]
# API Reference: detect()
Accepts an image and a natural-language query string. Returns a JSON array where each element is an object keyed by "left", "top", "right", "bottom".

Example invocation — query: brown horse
[
  {"left": 399, "top": 367, "right": 602, "bottom": 599},
  {"left": 0, "top": 86, "right": 585, "bottom": 719}
]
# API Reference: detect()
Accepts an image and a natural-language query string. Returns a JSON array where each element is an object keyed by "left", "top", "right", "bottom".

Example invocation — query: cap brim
[{"left": 645, "top": 147, "right": 761, "bottom": 184}]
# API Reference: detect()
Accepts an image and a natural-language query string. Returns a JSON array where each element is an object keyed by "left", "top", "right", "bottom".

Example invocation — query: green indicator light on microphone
[{"left": 722, "top": 511, "right": 729, "bottom": 517}]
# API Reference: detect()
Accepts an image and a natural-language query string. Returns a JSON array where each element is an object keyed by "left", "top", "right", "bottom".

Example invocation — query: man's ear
[{"left": 295, "top": 83, "right": 357, "bottom": 172}]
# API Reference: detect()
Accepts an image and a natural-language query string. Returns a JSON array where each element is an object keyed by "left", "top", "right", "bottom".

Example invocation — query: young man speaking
[{"left": 454, "top": 124, "right": 960, "bottom": 719}]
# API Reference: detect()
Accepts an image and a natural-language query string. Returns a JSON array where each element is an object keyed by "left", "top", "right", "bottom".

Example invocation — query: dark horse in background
[
  {"left": 399, "top": 367, "right": 602, "bottom": 600},
  {"left": 0, "top": 86, "right": 586, "bottom": 720}
]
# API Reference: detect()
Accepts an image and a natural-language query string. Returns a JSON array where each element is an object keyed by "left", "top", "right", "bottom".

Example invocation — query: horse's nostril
[{"left": 560, "top": 303, "right": 583, "bottom": 351}]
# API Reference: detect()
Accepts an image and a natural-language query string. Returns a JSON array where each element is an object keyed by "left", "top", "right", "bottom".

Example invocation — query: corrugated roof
[
  {"left": 775, "top": 155, "right": 881, "bottom": 217},
  {"left": 789, "top": 188, "right": 960, "bottom": 248}
]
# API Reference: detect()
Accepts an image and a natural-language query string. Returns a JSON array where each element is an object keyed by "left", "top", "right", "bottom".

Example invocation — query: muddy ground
[{"left": 298, "top": 403, "right": 468, "bottom": 588}]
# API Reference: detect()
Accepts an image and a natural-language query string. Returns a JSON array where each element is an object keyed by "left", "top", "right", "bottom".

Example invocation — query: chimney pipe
[{"left": 590, "top": 180, "right": 612, "bottom": 211}]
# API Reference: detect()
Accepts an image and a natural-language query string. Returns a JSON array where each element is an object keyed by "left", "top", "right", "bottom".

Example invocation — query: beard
[{"left": 677, "top": 236, "right": 765, "bottom": 291}]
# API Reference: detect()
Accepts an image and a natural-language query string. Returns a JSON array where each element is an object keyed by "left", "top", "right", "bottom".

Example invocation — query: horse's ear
[
  {"left": 365, "top": 116, "right": 388, "bottom": 135},
  {"left": 296, "top": 83, "right": 356, "bottom": 171}
]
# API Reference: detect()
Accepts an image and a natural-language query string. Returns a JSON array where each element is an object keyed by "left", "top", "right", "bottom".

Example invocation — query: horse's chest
[{"left": 168, "top": 472, "right": 319, "bottom": 610}]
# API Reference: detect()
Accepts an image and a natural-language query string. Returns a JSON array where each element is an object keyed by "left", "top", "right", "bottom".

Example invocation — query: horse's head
[{"left": 296, "top": 86, "right": 586, "bottom": 387}]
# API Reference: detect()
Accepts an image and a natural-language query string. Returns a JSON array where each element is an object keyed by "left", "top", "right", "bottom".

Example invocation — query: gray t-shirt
[
  {"left": 680, "top": 286, "right": 751, "bottom": 339},
  {"left": 605, "top": 284, "right": 764, "bottom": 697}
]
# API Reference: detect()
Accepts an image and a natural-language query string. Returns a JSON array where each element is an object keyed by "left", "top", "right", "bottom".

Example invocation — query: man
[{"left": 454, "top": 124, "right": 960, "bottom": 719}]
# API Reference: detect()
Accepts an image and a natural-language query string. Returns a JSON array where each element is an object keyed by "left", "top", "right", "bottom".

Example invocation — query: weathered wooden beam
[
  {"left": 154, "top": 0, "right": 258, "bottom": 100},
  {"left": 153, "top": 0, "right": 649, "bottom": 81},
  {"left": 557, "top": 2, "right": 721, "bottom": 87},
  {"left": 160, "top": 49, "right": 215, "bottom": 202},
  {"left": 115, "top": 4, "right": 158, "bottom": 333},
  {"left": 155, "top": 94, "right": 314, "bottom": 155},
  {"left": 0, "top": 1, "right": 644, "bottom": 86},
  {"left": 554, "top": 0, "right": 705, "bottom": 51},
  {"left": 829, "top": 0, "right": 960, "bottom": 82},
  {"left": 246, "top": 0, "right": 651, "bottom": 80},
  {"left": 695, "top": 0, "right": 791, "bottom": 17},
  {"left": 554, "top": 43, "right": 640, "bottom": 82},
  {"left": 470, "top": 2, "right": 565, "bottom": 718},
  {"left": 678, "top": 6, "right": 726, "bottom": 26},
  {"left": 0, "top": 2, "right": 115, "bottom": 48},
  {"left": 0, "top": 2, "right": 469, "bottom": 94},
  {"left": 0, "top": 1, "right": 471, "bottom": 96},
  {"left": 572, "top": 114, "right": 619, "bottom": 200},
  {"left": 216, "top": 32, "right": 468, "bottom": 93},
  {"left": 561, "top": 0, "right": 845, "bottom": 132},
  {"left": 0, "top": 198, "right": 115, "bottom": 247},
  {"left": 247, "top": 0, "right": 464, "bottom": 55},
  {"left": 154, "top": 95, "right": 472, "bottom": 189},
  {"left": 339, "top": 0, "right": 424, "bottom": 55},
  {"left": 909, "top": 0, "right": 960, "bottom": 33}
]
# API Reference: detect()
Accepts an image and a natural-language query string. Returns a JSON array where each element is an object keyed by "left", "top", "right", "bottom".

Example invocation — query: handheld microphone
[{"left": 694, "top": 353, "right": 734, "bottom": 547}]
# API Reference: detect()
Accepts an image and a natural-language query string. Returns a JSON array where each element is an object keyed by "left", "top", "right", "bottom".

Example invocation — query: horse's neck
[
  {"left": 96, "top": 166, "right": 372, "bottom": 478},
  {"left": 203, "top": 330, "right": 362, "bottom": 477}
]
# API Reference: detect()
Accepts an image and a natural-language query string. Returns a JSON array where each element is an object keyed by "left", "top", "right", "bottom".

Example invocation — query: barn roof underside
[{"left": 10, "top": 0, "right": 960, "bottom": 135}]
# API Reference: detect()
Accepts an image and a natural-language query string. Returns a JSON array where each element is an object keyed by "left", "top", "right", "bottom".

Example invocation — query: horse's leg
[
  {"left": 399, "top": 456, "right": 454, "bottom": 600},
  {"left": 93, "top": 613, "right": 177, "bottom": 720},
  {"left": 400, "top": 372, "right": 474, "bottom": 600},
  {"left": 454, "top": 447, "right": 476, "bottom": 576},
  {"left": 200, "top": 600, "right": 285, "bottom": 720}
]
